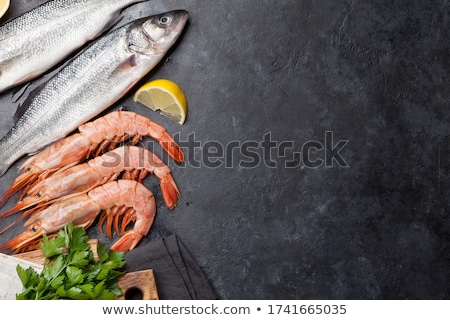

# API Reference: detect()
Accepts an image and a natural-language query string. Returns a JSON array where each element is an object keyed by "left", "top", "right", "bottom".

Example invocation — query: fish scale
[
  {"left": 0, "top": 10, "right": 189, "bottom": 176},
  {"left": 0, "top": 0, "right": 145, "bottom": 93}
]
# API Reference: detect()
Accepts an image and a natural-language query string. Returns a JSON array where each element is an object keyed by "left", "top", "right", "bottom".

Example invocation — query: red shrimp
[
  {"left": 0, "top": 111, "right": 183, "bottom": 205},
  {"left": 0, "top": 146, "right": 179, "bottom": 221},
  {"left": 0, "top": 180, "right": 156, "bottom": 253}
]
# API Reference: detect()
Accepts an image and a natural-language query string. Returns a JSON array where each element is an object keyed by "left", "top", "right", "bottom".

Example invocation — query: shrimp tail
[
  {"left": 110, "top": 212, "right": 155, "bottom": 252},
  {"left": 159, "top": 132, "right": 184, "bottom": 163},
  {"left": 160, "top": 174, "right": 181, "bottom": 209},
  {"left": 110, "top": 231, "right": 140, "bottom": 251}
]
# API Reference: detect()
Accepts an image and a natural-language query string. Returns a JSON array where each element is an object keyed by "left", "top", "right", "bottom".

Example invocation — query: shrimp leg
[{"left": 0, "top": 180, "right": 156, "bottom": 253}]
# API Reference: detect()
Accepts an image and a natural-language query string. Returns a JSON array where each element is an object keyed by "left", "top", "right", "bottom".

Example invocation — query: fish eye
[
  {"left": 158, "top": 15, "right": 172, "bottom": 26},
  {"left": 36, "top": 192, "right": 42, "bottom": 198},
  {"left": 31, "top": 226, "right": 39, "bottom": 233}
]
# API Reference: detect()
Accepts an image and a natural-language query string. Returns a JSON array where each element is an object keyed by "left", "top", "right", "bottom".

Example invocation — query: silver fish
[
  {"left": 0, "top": 0, "right": 145, "bottom": 93},
  {"left": 0, "top": 10, "right": 189, "bottom": 176}
]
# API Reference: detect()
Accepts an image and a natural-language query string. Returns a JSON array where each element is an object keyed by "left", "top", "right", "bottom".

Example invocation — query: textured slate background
[{"left": 0, "top": 0, "right": 448, "bottom": 299}]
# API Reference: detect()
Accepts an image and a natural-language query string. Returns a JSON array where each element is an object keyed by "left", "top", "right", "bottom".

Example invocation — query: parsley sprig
[{"left": 16, "top": 223, "right": 125, "bottom": 300}]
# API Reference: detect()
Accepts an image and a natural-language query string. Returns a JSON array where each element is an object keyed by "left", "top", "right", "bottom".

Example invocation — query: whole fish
[
  {"left": 0, "top": 0, "right": 146, "bottom": 94},
  {"left": 0, "top": 10, "right": 189, "bottom": 176}
]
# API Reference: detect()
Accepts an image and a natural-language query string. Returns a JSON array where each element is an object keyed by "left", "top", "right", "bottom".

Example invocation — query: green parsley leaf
[
  {"left": 65, "top": 266, "right": 84, "bottom": 286},
  {"left": 16, "top": 265, "right": 34, "bottom": 287},
  {"left": 16, "top": 222, "right": 126, "bottom": 300},
  {"left": 40, "top": 234, "right": 65, "bottom": 259},
  {"left": 66, "top": 286, "right": 88, "bottom": 300},
  {"left": 68, "top": 226, "right": 90, "bottom": 252},
  {"left": 95, "top": 266, "right": 110, "bottom": 281},
  {"left": 42, "top": 255, "right": 65, "bottom": 281},
  {"left": 50, "top": 275, "right": 65, "bottom": 290},
  {"left": 69, "top": 251, "right": 90, "bottom": 268},
  {"left": 55, "top": 285, "right": 67, "bottom": 298},
  {"left": 96, "top": 288, "right": 117, "bottom": 300},
  {"left": 78, "top": 283, "right": 95, "bottom": 299},
  {"left": 96, "top": 243, "right": 108, "bottom": 262}
]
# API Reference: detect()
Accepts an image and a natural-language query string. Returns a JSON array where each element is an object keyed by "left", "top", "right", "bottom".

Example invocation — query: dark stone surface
[{"left": 0, "top": 0, "right": 448, "bottom": 299}]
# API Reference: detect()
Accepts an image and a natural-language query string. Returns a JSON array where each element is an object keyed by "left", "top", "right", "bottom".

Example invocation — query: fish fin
[
  {"left": 128, "top": 55, "right": 138, "bottom": 68},
  {"left": 92, "top": 15, "right": 124, "bottom": 40},
  {"left": 12, "top": 82, "right": 31, "bottom": 104},
  {"left": 13, "top": 104, "right": 26, "bottom": 123},
  {"left": 117, "top": 55, "right": 138, "bottom": 71},
  {"left": 91, "top": 0, "right": 148, "bottom": 40},
  {"left": 14, "top": 102, "right": 27, "bottom": 123},
  {"left": 120, "top": 0, "right": 149, "bottom": 14}
]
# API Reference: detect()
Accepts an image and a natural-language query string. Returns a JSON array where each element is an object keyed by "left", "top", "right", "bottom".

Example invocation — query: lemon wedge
[
  {"left": 133, "top": 79, "right": 188, "bottom": 125},
  {"left": 0, "top": 0, "right": 10, "bottom": 19}
]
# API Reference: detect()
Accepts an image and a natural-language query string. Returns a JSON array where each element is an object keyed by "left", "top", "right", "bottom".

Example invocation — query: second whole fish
[
  {"left": 0, "top": 10, "right": 189, "bottom": 176},
  {"left": 0, "top": 0, "right": 146, "bottom": 94}
]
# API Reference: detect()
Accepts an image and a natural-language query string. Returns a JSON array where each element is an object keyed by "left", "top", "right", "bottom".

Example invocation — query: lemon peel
[{"left": 0, "top": 0, "right": 10, "bottom": 19}]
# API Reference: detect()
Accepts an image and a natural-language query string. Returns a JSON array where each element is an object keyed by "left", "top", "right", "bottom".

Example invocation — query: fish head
[{"left": 128, "top": 10, "right": 189, "bottom": 56}]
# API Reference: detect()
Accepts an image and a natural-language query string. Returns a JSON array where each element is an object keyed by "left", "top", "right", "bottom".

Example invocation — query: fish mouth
[{"left": 170, "top": 10, "right": 189, "bottom": 33}]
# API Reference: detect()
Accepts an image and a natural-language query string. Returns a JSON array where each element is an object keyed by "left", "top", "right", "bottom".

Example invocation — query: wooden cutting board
[
  {"left": 9, "top": 240, "right": 158, "bottom": 300},
  {"left": 117, "top": 269, "right": 158, "bottom": 300}
]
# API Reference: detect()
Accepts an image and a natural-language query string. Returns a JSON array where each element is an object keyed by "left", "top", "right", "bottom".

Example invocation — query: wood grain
[{"left": 118, "top": 269, "right": 159, "bottom": 300}]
